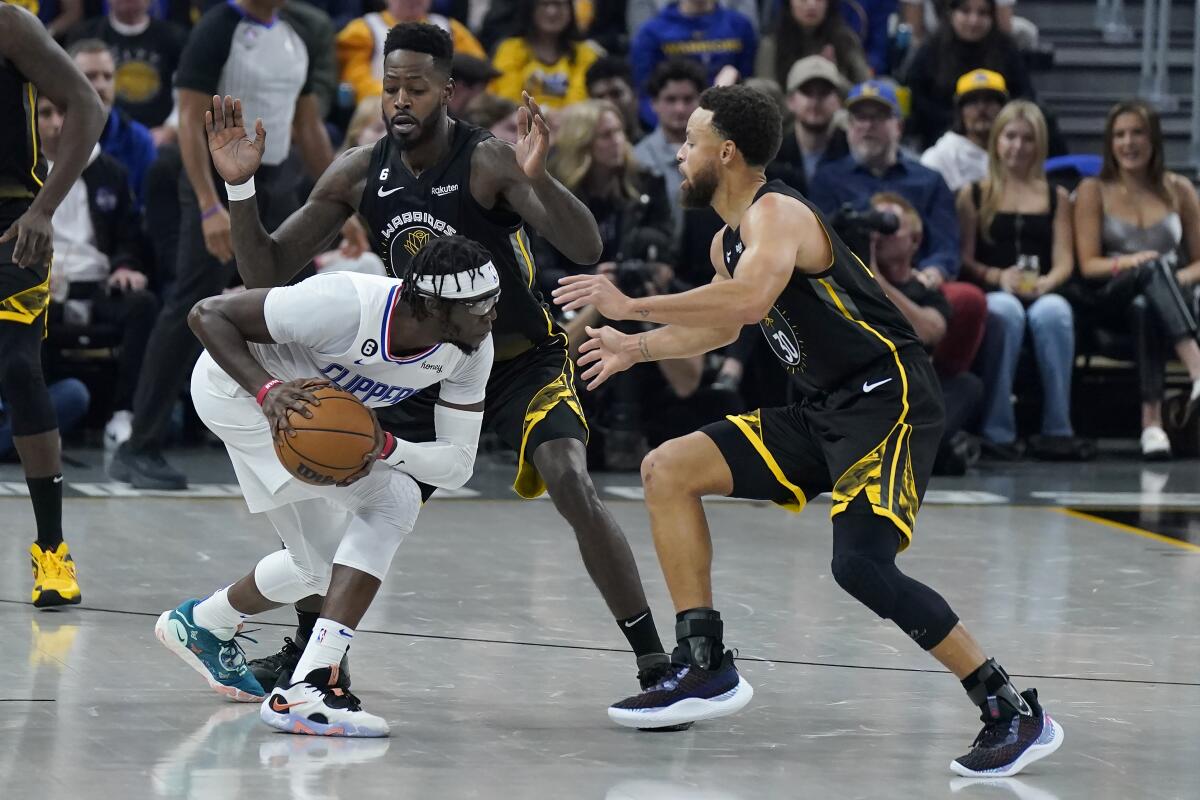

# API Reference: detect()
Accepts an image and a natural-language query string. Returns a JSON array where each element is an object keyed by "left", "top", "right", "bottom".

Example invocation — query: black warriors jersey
[
  {"left": 0, "top": 55, "right": 45, "bottom": 201},
  {"left": 358, "top": 120, "right": 559, "bottom": 362},
  {"left": 722, "top": 181, "right": 923, "bottom": 397}
]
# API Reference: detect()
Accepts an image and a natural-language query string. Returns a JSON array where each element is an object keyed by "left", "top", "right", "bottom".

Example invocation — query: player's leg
[
  {"left": 259, "top": 468, "right": 422, "bottom": 738},
  {"left": 0, "top": 261, "right": 80, "bottom": 608},
  {"left": 155, "top": 497, "right": 346, "bottom": 702},
  {"left": 494, "top": 344, "right": 672, "bottom": 687},
  {"left": 609, "top": 408, "right": 820, "bottom": 729},
  {"left": 828, "top": 355, "right": 1062, "bottom": 777}
]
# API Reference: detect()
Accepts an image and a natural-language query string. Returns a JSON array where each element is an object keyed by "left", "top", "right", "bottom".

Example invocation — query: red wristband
[
  {"left": 256, "top": 379, "right": 282, "bottom": 405},
  {"left": 376, "top": 431, "right": 396, "bottom": 460}
]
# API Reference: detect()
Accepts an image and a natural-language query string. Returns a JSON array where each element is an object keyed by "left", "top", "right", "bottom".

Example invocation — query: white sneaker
[
  {"left": 1140, "top": 426, "right": 1171, "bottom": 460},
  {"left": 260, "top": 666, "right": 388, "bottom": 738},
  {"left": 104, "top": 410, "right": 133, "bottom": 450}
]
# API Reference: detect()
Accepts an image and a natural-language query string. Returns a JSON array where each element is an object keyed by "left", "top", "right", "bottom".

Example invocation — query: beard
[
  {"left": 390, "top": 109, "right": 442, "bottom": 151},
  {"left": 798, "top": 116, "right": 832, "bottom": 134},
  {"left": 679, "top": 162, "right": 719, "bottom": 209}
]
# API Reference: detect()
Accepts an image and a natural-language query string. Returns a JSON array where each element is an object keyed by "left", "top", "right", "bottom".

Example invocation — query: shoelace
[
  {"left": 218, "top": 628, "right": 260, "bottom": 670},
  {"left": 971, "top": 715, "right": 1017, "bottom": 749},
  {"left": 36, "top": 548, "right": 71, "bottom": 581}
]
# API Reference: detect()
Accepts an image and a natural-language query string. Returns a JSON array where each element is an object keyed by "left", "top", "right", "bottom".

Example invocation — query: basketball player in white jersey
[{"left": 155, "top": 235, "right": 498, "bottom": 738}]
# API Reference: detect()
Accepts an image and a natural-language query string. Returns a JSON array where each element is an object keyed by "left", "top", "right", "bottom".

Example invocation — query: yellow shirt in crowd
[
  {"left": 489, "top": 38, "right": 602, "bottom": 110},
  {"left": 336, "top": 11, "right": 486, "bottom": 103}
]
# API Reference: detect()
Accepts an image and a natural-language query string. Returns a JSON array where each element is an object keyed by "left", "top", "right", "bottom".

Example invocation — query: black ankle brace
[
  {"left": 962, "top": 658, "right": 1031, "bottom": 717},
  {"left": 674, "top": 608, "right": 723, "bottom": 670}
]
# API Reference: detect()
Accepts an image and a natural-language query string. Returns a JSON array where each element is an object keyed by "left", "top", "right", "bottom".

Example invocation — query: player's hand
[
  {"left": 201, "top": 205, "right": 235, "bottom": 263},
  {"left": 576, "top": 325, "right": 635, "bottom": 390},
  {"left": 0, "top": 206, "right": 54, "bottom": 269},
  {"left": 515, "top": 91, "right": 550, "bottom": 181},
  {"left": 206, "top": 94, "right": 265, "bottom": 187},
  {"left": 107, "top": 267, "right": 148, "bottom": 293},
  {"left": 337, "top": 411, "right": 386, "bottom": 486},
  {"left": 263, "top": 377, "right": 331, "bottom": 438},
  {"left": 552, "top": 274, "right": 634, "bottom": 319}
]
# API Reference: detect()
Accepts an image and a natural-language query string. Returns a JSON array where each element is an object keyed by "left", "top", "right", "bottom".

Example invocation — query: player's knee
[
  {"left": 542, "top": 458, "right": 598, "bottom": 506},
  {"left": 641, "top": 441, "right": 693, "bottom": 500},
  {"left": 830, "top": 551, "right": 898, "bottom": 620}
]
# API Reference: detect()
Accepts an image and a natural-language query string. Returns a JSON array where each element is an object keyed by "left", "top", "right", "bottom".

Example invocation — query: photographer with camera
[
  {"left": 808, "top": 80, "right": 987, "bottom": 381},
  {"left": 542, "top": 99, "right": 740, "bottom": 468}
]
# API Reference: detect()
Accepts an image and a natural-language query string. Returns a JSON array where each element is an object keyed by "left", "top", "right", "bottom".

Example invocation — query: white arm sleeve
[
  {"left": 381, "top": 336, "right": 493, "bottom": 488},
  {"left": 382, "top": 405, "right": 482, "bottom": 489},
  {"left": 263, "top": 273, "right": 361, "bottom": 354}
]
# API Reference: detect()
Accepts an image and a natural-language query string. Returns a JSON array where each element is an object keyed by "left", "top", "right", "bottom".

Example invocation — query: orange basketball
[{"left": 273, "top": 386, "right": 377, "bottom": 486}]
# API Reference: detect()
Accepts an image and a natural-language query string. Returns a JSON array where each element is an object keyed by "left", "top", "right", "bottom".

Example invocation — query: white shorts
[{"left": 190, "top": 351, "right": 403, "bottom": 514}]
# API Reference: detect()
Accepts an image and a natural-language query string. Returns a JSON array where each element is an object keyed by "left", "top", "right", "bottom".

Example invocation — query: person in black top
[
  {"left": 554, "top": 85, "right": 1062, "bottom": 777},
  {"left": 204, "top": 22, "right": 681, "bottom": 703},
  {"left": 0, "top": 2, "right": 106, "bottom": 608}
]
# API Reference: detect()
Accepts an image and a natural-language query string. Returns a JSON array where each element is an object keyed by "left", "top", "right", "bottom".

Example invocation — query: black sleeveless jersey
[
  {"left": 0, "top": 55, "right": 46, "bottom": 201},
  {"left": 358, "top": 120, "right": 558, "bottom": 362},
  {"left": 722, "top": 181, "right": 922, "bottom": 397}
]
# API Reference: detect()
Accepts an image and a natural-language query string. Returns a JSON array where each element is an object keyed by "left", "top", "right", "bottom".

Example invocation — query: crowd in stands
[{"left": 4, "top": 0, "right": 1200, "bottom": 480}]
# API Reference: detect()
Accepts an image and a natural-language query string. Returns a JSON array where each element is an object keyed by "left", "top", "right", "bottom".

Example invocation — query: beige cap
[{"left": 786, "top": 56, "right": 851, "bottom": 96}]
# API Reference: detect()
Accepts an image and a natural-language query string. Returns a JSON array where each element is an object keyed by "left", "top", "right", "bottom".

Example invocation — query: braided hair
[{"left": 398, "top": 235, "right": 494, "bottom": 319}]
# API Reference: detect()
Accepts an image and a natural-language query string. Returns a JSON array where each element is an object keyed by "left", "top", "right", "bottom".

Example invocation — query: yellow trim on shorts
[
  {"left": 725, "top": 410, "right": 807, "bottom": 513},
  {"left": 816, "top": 277, "right": 918, "bottom": 548},
  {"left": 0, "top": 268, "right": 50, "bottom": 326},
  {"left": 512, "top": 332, "right": 589, "bottom": 499}
]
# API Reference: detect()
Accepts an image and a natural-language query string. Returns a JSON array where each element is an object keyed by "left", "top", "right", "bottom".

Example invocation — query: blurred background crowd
[{"left": 3, "top": 0, "right": 1199, "bottom": 484}]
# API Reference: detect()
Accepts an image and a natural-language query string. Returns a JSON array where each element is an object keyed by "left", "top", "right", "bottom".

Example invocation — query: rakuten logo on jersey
[
  {"left": 431, "top": 183, "right": 458, "bottom": 197},
  {"left": 319, "top": 363, "right": 419, "bottom": 405}
]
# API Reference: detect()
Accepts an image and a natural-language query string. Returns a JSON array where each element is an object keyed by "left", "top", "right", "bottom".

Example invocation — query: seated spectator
[
  {"left": 70, "top": 38, "right": 157, "bottom": 211},
  {"left": 921, "top": 69, "right": 1006, "bottom": 192},
  {"left": 37, "top": 95, "right": 158, "bottom": 450},
  {"left": 585, "top": 56, "right": 643, "bottom": 144},
  {"left": 66, "top": 0, "right": 187, "bottom": 146},
  {"left": 462, "top": 93, "right": 521, "bottom": 144},
  {"left": 773, "top": 55, "right": 850, "bottom": 191},
  {"left": 870, "top": 192, "right": 982, "bottom": 474},
  {"left": 627, "top": 0, "right": 759, "bottom": 39},
  {"left": 0, "top": 380, "right": 90, "bottom": 460},
  {"left": 755, "top": 0, "right": 870, "bottom": 90},
  {"left": 489, "top": 0, "right": 604, "bottom": 110},
  {"left": 904, "top": 0, "right": 1033, "bottom": 150},
  {"left": 808, "top": 80, "right": 986, "bottom": 379},
  {"left": 449, "top": 54, "right": 501, "bottom": 119},
  {"left": 336, "top": 0, "right": 485, "bottom": 104},
  {"left": 902, "top": 0, "right": 1038, "bottom": 51},
  {"left": 633, "top": 58, "right": 706, "bottom": 235},
  {"left": 630, "top": 0, "right": 757, "bottom": 128},
  {"left": 956, "top": 100, "right": 1090, "bottom": 461},
  {"left": 1073, "top": 101, "right": 1200, "bottom": 460}
]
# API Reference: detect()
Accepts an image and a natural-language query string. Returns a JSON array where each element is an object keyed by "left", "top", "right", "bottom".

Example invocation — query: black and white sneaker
[
  {"left": 951, "top": 689, "right": 1063, "bottom": 777},
  {"left": 609, "top": 650, "right": 753, "bottom": 729},
  {"left": 260, "top": 666, "right": 387, "bottom": 738},
  {"left": 249, "top": 634, "right": 350, "bottom": 691}
]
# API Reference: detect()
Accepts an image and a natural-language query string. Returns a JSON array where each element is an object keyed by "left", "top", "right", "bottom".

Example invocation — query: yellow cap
[{"left": 955, "top": 69, "right": 1009, "bottom": 102}]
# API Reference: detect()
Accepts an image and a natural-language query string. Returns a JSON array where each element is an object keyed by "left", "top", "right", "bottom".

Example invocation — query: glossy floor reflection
[{"left": 2, "top": 489, "right": 1198, "bottom": 799}]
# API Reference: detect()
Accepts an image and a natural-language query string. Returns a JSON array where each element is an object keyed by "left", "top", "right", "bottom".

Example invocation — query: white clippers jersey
[{"left": 207, "top": 271, "right": 492, "bottom": 407}]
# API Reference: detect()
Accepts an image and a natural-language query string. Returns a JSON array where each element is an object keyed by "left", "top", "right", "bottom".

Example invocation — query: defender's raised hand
[
  {"left": 576, "top": 326, "right": 636, "bottom": 390},
  {"left": 515, "top": 91, "right": 550, "bottom": 180},
  {"left": 206, "top": 95, "right": 265, "bottom": 187}
]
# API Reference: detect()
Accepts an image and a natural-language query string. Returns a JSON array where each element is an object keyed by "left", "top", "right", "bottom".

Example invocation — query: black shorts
[
  {"left": 0, "top": 203, "right": 51, "bottom": 330},
  {"left": 375, "top": 333, "right": 587, "bottom": 498},
  {"left": 703, "top": 348, "right": 943, "bottom": 549}
]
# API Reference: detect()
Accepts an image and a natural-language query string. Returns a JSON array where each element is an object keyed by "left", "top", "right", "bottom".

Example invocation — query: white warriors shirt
[{"left": 206, "top": 271, "right": 492, "bottom": 406}]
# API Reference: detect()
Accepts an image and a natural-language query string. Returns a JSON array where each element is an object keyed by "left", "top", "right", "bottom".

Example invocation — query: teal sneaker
[{"left": 155, "top": 599, "right": 265, "bottom": 702}]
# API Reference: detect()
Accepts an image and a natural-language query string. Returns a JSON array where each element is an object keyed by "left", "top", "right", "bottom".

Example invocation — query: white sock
[
  {"left": 291, "top": 618, "right": 354, "bottom": 684},
  {"left": 192, "top": 586, "right": 246, "bottom": 640}
]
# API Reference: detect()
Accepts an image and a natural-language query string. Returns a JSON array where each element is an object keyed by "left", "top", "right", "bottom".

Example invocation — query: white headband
[{"left": 412, "top": 260, "right": 501, "bottom": 299}]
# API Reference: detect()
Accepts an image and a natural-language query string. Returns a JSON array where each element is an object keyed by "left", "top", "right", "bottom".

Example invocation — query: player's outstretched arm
[
  {"left": 470, "top": 93, "right": 603, "bottom": 266},
  {"left": 0, "top": 5, "right": 105, "bottom": 268},
  {"left": 206, "top": 94, "right": 366, "bottom": 288},
  {"left": 576, "top": 320, "right": 742, "bottom": 391}
]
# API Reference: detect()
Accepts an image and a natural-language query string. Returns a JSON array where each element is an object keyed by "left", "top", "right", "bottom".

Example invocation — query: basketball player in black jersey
[
  {"left": 202, "top": 22, "right": 678, "bottom": 698},
  {"left": 0, "top": 3, "right": 106, "bottom": 607},
  {"left": 553, "top": 86, "right": 1062, "bottom": 777}
]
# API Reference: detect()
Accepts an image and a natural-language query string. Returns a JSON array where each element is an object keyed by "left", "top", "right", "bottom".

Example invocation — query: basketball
[{"left": 273, "top": 386, "right": 377, "bottom": 485}]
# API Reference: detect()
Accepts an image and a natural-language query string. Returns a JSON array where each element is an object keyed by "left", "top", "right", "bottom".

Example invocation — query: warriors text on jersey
[
  {"left": 358, "top": 120, "right": 558, "bottom": 361},
  {"left": 722, "top": 180, "right": 923, "bottom": 397},
  {"left": 0, "top": 54, "right": 46, "bottom": 201},
  {"left": 197, "top": 271, "right": 493, "bottom": 409}
]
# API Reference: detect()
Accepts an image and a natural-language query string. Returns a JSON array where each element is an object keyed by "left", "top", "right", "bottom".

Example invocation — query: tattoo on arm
[
  {"left": 638, "top": 335, "right": 652, "bottom": 362},
  {"left": 636, "top": 309, "right": 649, "bottom": 319}
]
